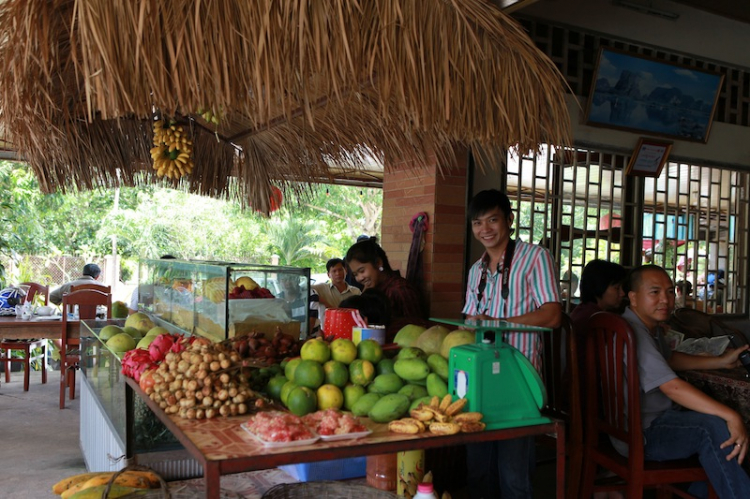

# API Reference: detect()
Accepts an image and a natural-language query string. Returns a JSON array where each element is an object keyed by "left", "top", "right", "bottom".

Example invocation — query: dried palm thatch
[{"left": 0, "top": 0, "right": 571, "bottom": 212}]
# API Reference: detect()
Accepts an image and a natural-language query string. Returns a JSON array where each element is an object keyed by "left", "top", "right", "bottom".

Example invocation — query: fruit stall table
[
  {"left": 125, "top": 377, "right": 566, "bottom": 499},
  {"left": 0, "top": 315, "right": 78, "bottom": 340}
]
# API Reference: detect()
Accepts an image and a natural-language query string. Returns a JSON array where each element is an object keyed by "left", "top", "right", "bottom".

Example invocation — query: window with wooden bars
[{"left": 503, "top": 146, "right": 749, "bottom": 315}]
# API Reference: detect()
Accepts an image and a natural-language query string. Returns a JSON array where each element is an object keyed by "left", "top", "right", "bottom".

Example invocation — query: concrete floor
[
  {"left": 0, "top": 370, "right": 86, "bottom": 499},
  {"left": 0, "top": 369, "right": 563, "bottom": 498}
]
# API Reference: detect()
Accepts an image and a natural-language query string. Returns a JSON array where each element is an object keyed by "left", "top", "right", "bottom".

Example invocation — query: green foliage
[
  {"left": 120, "top": 261, "right": 133, "bottom": 282},
  {"left": 0, "top": 161, "right": 383, "bottom": 276},
  {"left": 285, "top": 184, "right": 383, "bottom": 265},
  {"left": 263, "top": 214, "right": 325, "bottom": 269},
  {"left": 15, "top": 255, "right": 50, "bottom": 284}
]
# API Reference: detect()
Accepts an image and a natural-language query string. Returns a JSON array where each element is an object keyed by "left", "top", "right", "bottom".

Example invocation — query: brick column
[{"left": 381, "top": 150, "right": 469, "bottom": 320}]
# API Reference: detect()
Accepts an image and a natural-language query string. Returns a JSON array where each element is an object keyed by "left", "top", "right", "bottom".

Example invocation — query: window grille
[{"left": 503, "top": 147, "right": 749, "bottom": 315}]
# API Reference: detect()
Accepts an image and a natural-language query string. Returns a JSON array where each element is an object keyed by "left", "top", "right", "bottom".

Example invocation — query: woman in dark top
[
  {"left": 345, "top": 238, "right": 426, "bottom": 341},
  {"left": 570, "top": 259, "right": 627, "bottom": 363}
]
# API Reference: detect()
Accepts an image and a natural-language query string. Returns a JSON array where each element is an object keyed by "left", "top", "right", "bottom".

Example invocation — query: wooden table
[
  {"left": 682, "top": 367, "right": 750, "bottom": 474},
  {"left": 125, "top": 378, "right": 566, "bottom": 499},
  {"left": 682, "top": 367, "right": 750, "bottom": 427},
  {"left": 0, "top": 315, "right": 78, "bottom": 340}
]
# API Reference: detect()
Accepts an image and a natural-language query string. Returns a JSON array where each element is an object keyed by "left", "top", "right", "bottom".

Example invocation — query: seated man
[
  {"left": 49, "top": 263, "right": 107, "bottom": 305},
  {"left": 620, "top": 264, "right": 750, "bottom": 498},
  {"left": 313, "top": 257, "right": 361, "bottom": 330}
]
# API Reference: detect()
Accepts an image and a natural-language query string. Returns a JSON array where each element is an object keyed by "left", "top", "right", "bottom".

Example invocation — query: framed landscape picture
[{"left": 586, "top": 47, "right": 724, "bottom": 143}]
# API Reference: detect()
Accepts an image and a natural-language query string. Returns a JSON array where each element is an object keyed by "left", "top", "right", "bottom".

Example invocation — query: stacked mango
[
  {"left": 388, "top": 394, "right": 485, "bottom": 435},
  {"left": 53, "top": 470, "right": 161, "bottom": 499}
]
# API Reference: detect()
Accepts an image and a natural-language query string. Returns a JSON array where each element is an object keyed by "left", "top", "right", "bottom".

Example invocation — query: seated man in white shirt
[
  {"left": 313, "top": 258, "right": 361, "bottom": 330},
  {"left": 49, "top": 263, "right": 107, "bottom": 305}
]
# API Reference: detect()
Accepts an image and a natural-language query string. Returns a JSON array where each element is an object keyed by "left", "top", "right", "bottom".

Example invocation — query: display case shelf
[{"left": 136, "top": 259, "right": 311, "bottom": 341}]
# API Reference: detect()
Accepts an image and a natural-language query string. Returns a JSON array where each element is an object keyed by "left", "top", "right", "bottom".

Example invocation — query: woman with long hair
[{"left": 345, "top": 238, "right": 426, "bottom": 341}]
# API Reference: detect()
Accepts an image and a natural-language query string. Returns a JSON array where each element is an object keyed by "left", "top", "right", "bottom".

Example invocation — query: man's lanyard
[{"left": 476, "top": 239, "right": 516, "bottom": 313}]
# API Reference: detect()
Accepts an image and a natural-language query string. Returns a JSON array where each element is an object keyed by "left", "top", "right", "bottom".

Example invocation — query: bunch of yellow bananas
[
  {"left": 388, "top": 394, "right": 485, "bottom": 435},
  {"left": 150, "top": 119, "right": 194, "bottom": 179},
  {"left": 52, "top": 470, "right": 160, "bottom": 498}
]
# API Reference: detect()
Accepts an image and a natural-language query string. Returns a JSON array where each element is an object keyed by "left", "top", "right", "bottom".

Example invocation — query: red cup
[{"left": 325, "top": 308, "right": 358, "bottom": 340}]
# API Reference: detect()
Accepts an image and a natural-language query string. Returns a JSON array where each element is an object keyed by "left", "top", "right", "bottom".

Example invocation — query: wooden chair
[
  {"left": 0, "top": 282, "right": 50, "bottom": 390},
  {"left": 580, "top": 312, "right": 716, "bottom": 499},
  {"left": 68, "top": 284, "right": 110, "bottom": 319},
  {"left": 540, "top": 313, "right": 583, "bottom": 499},
  {"left": 20, "top": 281, "right": 49, "bottom": 306},
  {"left": 60, "top": 289, "right": 111, "bottom": 409},
  {"left": 0, "top": 338, "right": 46, "bottom": 391},
  {"left": 70, "top": 283, "right": 111, "bottom": 294}
]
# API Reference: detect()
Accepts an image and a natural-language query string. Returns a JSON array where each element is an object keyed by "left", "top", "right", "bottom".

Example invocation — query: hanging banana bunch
[
  {"left": 197, "top": 107, "right": 222, "bottom": 125},
  {"left": 150, "top": 119, "right": 194, "bottom": 179}
]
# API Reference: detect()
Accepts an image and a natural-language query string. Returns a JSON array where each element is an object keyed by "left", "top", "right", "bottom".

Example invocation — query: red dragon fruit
[
  {"left": 148, "top": 334, "right": 176, "bottom": 362},
  {"left": 122, "top": 333, "right": 198, "bottom": 382},
  {"left": 121, "top": 348, "right": 156, "bottom": 382}
]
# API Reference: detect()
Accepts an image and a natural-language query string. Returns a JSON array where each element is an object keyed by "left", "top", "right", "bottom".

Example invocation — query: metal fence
[{"left": 0, "top": 254, "right": 108, "bottom": 288}]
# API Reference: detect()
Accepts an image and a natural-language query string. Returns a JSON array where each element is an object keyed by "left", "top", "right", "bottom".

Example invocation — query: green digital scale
[{"left": 433, "top": 318, "right": 551, "bottom": 430}]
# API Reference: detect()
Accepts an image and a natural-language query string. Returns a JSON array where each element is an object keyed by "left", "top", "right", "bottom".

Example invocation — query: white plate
[
  {"left": 31, "top": 315, "right": 62, "bottom": 321},
  {"left": 319, "top": 428, "right": 372, "bottom": 441},
  {"left": 240, "top": 422, "right": 319, "bottom": 448}
]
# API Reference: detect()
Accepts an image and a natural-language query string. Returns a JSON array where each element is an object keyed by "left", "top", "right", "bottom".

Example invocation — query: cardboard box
[{"left": 230, "top": 320, "right": 302, "bottom": 340}]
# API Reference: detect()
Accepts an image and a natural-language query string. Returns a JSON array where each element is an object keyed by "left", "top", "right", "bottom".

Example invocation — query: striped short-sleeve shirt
[{"left": 462, "top": 239, "right": 561, "bottom": 370}]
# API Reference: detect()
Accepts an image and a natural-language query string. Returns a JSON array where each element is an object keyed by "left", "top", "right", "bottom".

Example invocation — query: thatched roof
[{"left": 0, "top": 0, "right": 571, "bottom": 212}]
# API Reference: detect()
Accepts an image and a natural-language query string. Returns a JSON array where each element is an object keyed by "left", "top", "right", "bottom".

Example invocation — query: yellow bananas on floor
[
  {"left": 52, "top": 473, "right": 108, "bottom": 495},
  {"left": 53, "top": 470, "right": 160, "bottom": 497},
  {"left": 151, "top": 119, "right": 194, "bottom": 179}
]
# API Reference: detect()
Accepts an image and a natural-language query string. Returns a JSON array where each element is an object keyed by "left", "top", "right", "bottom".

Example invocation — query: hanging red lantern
[{"left": 268, "top": 186, "right": 283, "bottom": 212}]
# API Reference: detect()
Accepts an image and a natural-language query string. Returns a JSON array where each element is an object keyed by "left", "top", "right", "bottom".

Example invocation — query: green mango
[
  {"left": 398, "top": 384, "right": 429, "bottom": 401},
  {"left": 368, "top": 393, "right": 411, "bottom": 423},
  {"left": 396, "top": 347, "right": 427, "bottom": 360},
  {"left": 351, "top": 392, "right": 382, "bottom": 417},
  {"left": 426, "top": 372, "right": 449, "bottom": 398},
  {"left": 393, "top": 358, "right": 430, "bottom": 382},
  {"left": 426, "top": 354, "right": 449, "bottom": 380},
  {"left": 367, "top": 373, "right": 405, "bottom": 395}
]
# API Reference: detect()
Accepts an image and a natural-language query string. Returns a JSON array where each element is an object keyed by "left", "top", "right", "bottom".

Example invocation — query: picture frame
[
  {"left": 625, "top": 137, "right": 672, "bottom": 177},
  {"left": 586, "top": 47, "right": 724, "bottom": 143}
]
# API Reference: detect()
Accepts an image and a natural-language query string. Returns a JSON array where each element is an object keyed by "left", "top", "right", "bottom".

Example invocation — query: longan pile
[{"left": 143, "top": 340, "right": 266, "bottom": 420}]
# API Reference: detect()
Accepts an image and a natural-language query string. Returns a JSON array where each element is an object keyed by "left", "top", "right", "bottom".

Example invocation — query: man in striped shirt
[{"left": 462, "top": 189, "right": 562, "bottom": 499}]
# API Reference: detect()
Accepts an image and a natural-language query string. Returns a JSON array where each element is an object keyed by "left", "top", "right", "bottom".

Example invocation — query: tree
[
  {"left": 287, "top": 184, "right": 382, "bottom": 264},
  {"left": 0, "top": 161, "right": 383, "bottom": 281},
  {"left": 263, "top": 214, "right": 325, "bottom": 268}
]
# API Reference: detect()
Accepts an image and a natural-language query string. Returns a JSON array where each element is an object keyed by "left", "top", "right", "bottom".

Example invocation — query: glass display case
[
  {"left": 79, "top": 319, "right": 195, "bottom": 475},
  {"left": 135, "top": 259, "right": 311, "bottom": 341}
]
